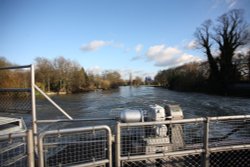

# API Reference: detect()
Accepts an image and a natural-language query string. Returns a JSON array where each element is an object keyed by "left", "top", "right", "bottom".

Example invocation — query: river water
[{"left": 36, "top": 86, "right": 249, "bottom": 127}]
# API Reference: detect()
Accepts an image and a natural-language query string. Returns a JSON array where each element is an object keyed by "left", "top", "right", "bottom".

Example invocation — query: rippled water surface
[{"left": 37, "top": 86, "right": 250, "bottom": 121}]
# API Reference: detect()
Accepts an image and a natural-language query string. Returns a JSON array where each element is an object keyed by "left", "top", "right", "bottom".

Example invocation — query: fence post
[
  {"left": 116, "top": 122, "right": 121, "bottom": 167},
  {"left": 106, "top": 127, "right": 112, "bottom": 167},
  {"left": 27, "top": 130, "right": 35, "bottom": 167},
  {"left": 31, "top": 64, "right": 38, "bottom": 149},
  {"left": 202, "top": 117, "right": 210, "bottom": 167}
]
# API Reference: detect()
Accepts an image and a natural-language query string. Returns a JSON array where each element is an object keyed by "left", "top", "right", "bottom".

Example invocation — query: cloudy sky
[{"left": 0, "top": 0, "right": 249, "bottom": 79}]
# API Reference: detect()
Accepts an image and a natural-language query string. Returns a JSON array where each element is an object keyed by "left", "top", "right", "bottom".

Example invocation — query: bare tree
[
  {"left": 35, "top": 57, "right": 54, "bottom": 92},
  {"left": 214, "top": 9, "right": 249, "bottom": 83},
  {"left": 247, "top": 50, "right": 250, "bottom": 80},
  {"left": 195, "top": 9, "right": 249, "bottom": 88},
  {"left": 195, "top": 20, "right": 219, "bottom": 82}
]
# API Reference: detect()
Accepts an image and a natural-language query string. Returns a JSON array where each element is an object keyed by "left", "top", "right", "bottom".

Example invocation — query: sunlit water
[{"left": 35, "top": 86, "right": 250, "bottom": 130}]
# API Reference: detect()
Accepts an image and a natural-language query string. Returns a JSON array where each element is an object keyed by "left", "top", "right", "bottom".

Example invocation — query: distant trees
[
  {"left": 0, "top": 57, "right": 30, "bottom": 88},
  {"left": 154, "top": 9, "right": 250, "bottom": 94},
  {"left": 102, "top": 71, "right": 123, "bottom": 89},
  {"left": 132, "top": 76, "right": 143, "bottom": 86},
  {"left": 0, "top": 56, "right": 126, "bottom": 93},
  {"left": 195, "top": 9, "right": 249, "bottom": 90},
  {"left": 234, "top": 50, "right": 250, "bottom": 81},
  {"left": 69, "top": 67, "right": 89, "bottom": 93},
  {"left": 154, "top": 62, "right": 206, "bottom": 91},
  {"left": 34, "top": 56, "right": 125, "bottom": 93},
  {"left": 35, "top": 57, "right": 54, "bottom": 92}
]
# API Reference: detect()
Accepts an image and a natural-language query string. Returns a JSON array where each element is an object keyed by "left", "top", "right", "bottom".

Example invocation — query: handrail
[
  {"left": 36, "top": 118, "right": 115, "bottom": 123},
  {"left": 209, "top": 115, "right": 250, "bottom": 121},
  {"left": 38, "top": 125, "right": 112, "bottom": 167},
  {"left": 34, "top": 84, "right": 73, "bottom": 120},
  {"left": 0, "top": 65, "right": 31, "bottom": 70},
  {"left": 119, "top": 117, "right": 206, "bottom": 127},
  {"left": 0, "top": 88, "right": 31, "bottom": 92}
]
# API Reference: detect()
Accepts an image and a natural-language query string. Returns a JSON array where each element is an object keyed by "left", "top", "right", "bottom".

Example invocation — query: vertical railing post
[
  {"left": 202, "top": 117, "right": 210, "bottom": 167},
  {"left": 31, "top": 64, "right": 38, "bottom": 149},
  {"left": 27, "top": 130, "right": 35, "bottom": 167},
  {"left": 38, "top": 134, "right": 45, "bottom": 167},
  {"left": 106, "top": 128, "right": 112, "bottom": 167},
  {"left": 116, "top": 122, "right": 121, "bottom": 167}
]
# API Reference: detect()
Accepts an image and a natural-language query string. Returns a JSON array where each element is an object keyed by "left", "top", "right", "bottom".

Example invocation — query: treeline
[
  {"left": 0, "top": 56, "right": 146, "bottom": 93},
  {"left": 155, "top": 50, "right": 250, "bottom": 93},
  {"left": 155, "top": 62, "right": 206, "bottom": 91},
  {"left": 35, "top": 56, "right": 126, "bottom": 93},
  {"left": 155, "top": 9, "right": 250, "bottom": 95},
  {"left": 0, "top": 57, "right": 31, "bottom": 88}
]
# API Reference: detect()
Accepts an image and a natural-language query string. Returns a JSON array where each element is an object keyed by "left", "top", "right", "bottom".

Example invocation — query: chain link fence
[
  {"left": 0, "top": 66, "right": 32, "bottom": 114},
  {"left": 38, "top": 126, "right": 112, "bottom": 167},
  {"left": 0, "top": 132, "right": 33, "bottom": 167},
  {"left": 209, "top": 117, "right": 250, "bottom": 146},
  {"left": 0, "top": 89, "right": 31, "bottom": 114},
  {"left": 116, "top": 116, "right": 250, "bottom": 167},
  {"left": 119, "top": 120, "right": 204, "bottom": 157},
  {"left": 121, "top": 153, "right": 202, "bottom": 167},
  {"left": 209, "top": 149, "right": 250, "bottom": 167}
]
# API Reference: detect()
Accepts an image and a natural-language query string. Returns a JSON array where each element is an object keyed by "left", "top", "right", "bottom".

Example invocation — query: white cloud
[
  {"left": 86, "top": 67, "right": 154, "bottom": 80},
  {"left": 186, "top": 40, "right": 198, "bottom": 49},
  {"left": 117, "top": 69, "right": 156, "bottom": 80},
  {"left": 176, "top": 53, "right": 202, "bottom": 65},
  {"left": 135, "top": 44, "right": 143, "bottom": 53},
  {"left": 130, "top": 44, "right": 144, "bottom": 61},
  {"left": 145, "top": 44, "right": 202, "bottom": 67},
  {"left": 80, "top": 40, "right": 112, "bottom": 51},
  {"left": 235, "top": 45, "right": 250, "bottom": 55},
  {"left": 87, "top": 66, "right": 103, "bottom": 75}
]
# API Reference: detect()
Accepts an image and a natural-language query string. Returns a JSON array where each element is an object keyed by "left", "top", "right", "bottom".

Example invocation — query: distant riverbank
[{"left": 155, "top": 82, "right": 250, "bottom": 98}]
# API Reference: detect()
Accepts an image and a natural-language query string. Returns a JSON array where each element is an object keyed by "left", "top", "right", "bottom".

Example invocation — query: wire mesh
[
  {"left": 0, "top": 91, "right": 31, "bottom": 114},
  {"left": 41, "top": 128, "right": 109, "bottom": 167},
  {"left": 209, "top": 118, "right": 250, "bottom": 147},
  {"left": 0, "top": 66, "right": 31, "bottom": 114},
  {"left": 118, "top": 117, "right": 250, "bottom": 167},
  {"left": 210, "top": 149, "right": 250, "bottom": 167},
  {"left": 120, "top": 121, "right": 204, "bottom": 157},
  {"left": 121, "top": 153, "right": 202, "bottom": 167},
  {"left": 0, "top": 133, "right": 28, "bottom": 167}
]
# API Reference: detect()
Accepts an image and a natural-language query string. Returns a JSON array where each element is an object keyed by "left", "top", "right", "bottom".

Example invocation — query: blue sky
[{"left": 0, "top": 0, "right": 250, "bottom": 79}]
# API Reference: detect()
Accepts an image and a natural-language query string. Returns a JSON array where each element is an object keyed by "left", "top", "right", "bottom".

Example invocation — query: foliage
[
  {"left": 154, "top": 62, "right": 207, "bottom": 91},
  {"left": 195, "top": 9, "right": 250, "bottom": 91},
  {"left": 102, "top": 71, "right": 123, "bottom": 88},
  {"left": 35, "top": 57, "right": 125, "bottom": 93},
  {"left": 0, "top": 57, "right": 30, "bottom": 88},
  {"left": 0, "top": 56, "right": 125, "bottom": 93},
  {"left": 132, "top": 76, "right": 144, "bottom": 86}
]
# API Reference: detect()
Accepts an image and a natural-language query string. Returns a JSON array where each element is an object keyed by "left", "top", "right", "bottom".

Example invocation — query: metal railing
[
  {"left": 116, "top": 116, "right": 250, "bottom": 167},
  {"left": 0, "top": 130, "right": 34, "bottom": 167},
  {"left": 38, "top": 125, "right": 112, "bottom": 167},
  {"left": 0, "top": 65, "right": 74, "bottom": 148},
  {"left": 0, "top": 89, "right": 31, "bottom": 114},
  {"left": 1, "top": 65, "right": 250, "bottom": 167}
]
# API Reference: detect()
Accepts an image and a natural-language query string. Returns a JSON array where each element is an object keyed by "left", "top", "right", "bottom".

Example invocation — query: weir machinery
[{"left": 119, "top": 104, "right": 184, "bottom": 156}]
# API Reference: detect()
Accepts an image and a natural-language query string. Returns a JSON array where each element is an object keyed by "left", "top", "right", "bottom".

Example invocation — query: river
[{"left": 36, "top": 86, "right": 249, "bottom": 130}]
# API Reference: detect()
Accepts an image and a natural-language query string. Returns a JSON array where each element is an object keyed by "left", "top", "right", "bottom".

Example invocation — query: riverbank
[{"left": 153, "top": 83, "right": 250, "bottom": 98}]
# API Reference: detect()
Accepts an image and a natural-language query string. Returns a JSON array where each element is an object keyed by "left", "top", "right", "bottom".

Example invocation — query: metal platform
[{"left": 0, "top": 116, "right": 27, "bottom": 135}]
